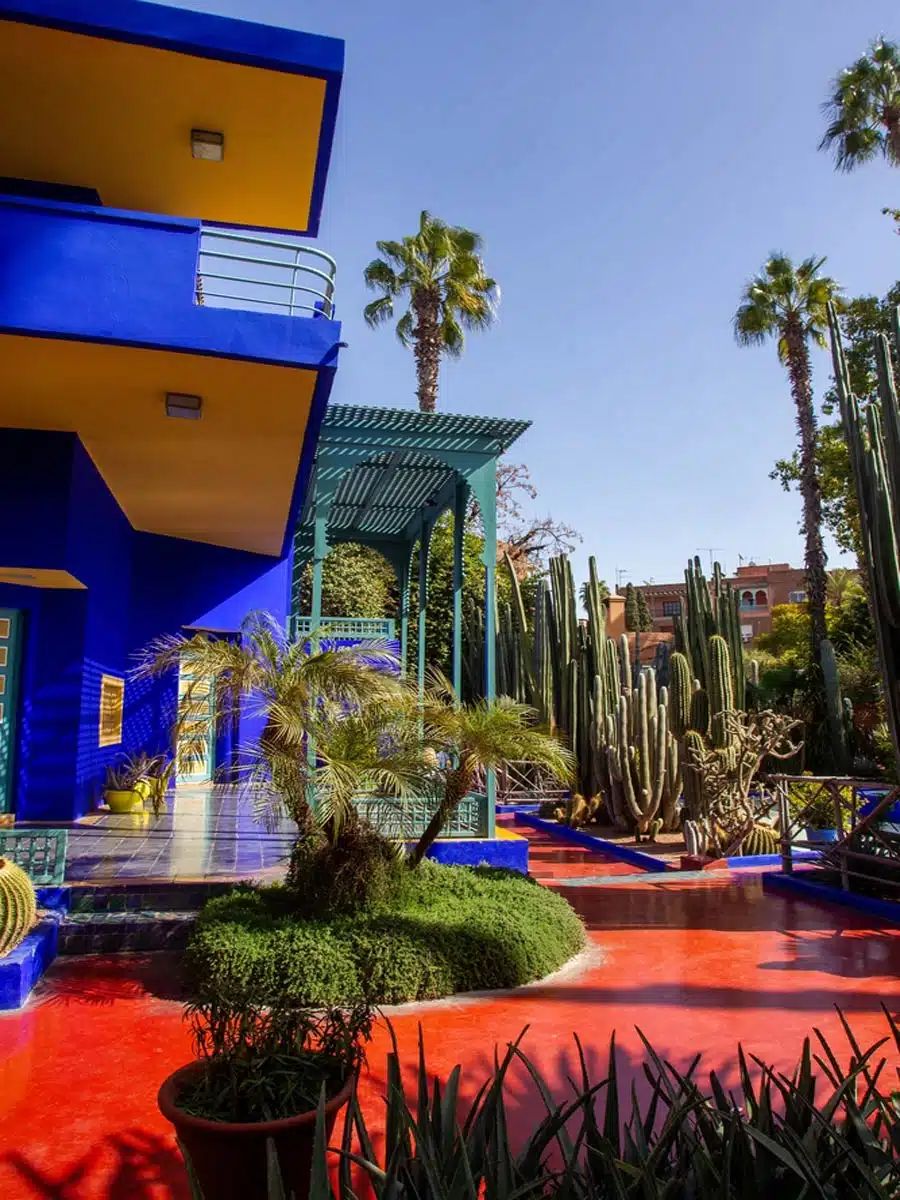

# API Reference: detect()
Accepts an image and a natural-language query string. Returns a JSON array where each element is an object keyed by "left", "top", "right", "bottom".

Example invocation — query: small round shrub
[
  {"left": 286, "top": 820, "right": 404, "bottom": 916},
  {"left": 185, "top": 861, "right": 586, "bottom": 1006}
]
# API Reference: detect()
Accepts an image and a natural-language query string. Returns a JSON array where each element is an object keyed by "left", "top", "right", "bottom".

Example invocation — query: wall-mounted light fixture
[
  {"left": 191, "top": 129, "right": 224, "bottom": 161},
  {"left": 165, "top": 393, "right": 203, "bottom": 420}
]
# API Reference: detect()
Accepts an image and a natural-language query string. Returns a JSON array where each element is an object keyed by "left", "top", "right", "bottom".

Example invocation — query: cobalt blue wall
[
  {"left": 0, "top": 429, "right": 297, "bottom": 821},
  {"left": 0, "top": 195, "right": 342, "bottom": 369}
]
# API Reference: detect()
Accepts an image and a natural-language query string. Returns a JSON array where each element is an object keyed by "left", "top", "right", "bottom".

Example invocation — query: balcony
[
  {"left": 0, "top": 192, "right": 340, "bottom": 370},
  {"left": 197, "top": 227, "right": 336, "bottom": 320}
]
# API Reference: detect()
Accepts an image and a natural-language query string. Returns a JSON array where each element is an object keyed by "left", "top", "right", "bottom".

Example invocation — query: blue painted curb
[
  {"left": 762, "top": 871, "right": 900, "bottom": 926},
  {"left": 725, "top": 850, "right": 820, "bottom": 868},
  {"left": 402, "top": 836, "right": 529, "bottom": 875},
  {"left": 496, "top": 802, "right": 542, "bottom": 814},
  {"left": 513, "top": 812, "right": 672, "bottom": 872},
  {"left": 0, "top": 916, "right": 60, "bottom": 1011}
]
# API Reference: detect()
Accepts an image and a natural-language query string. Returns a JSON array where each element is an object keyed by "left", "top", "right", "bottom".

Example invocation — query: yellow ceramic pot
[{"left": 104, "top": 789, "right": 142, "bottom": 814}]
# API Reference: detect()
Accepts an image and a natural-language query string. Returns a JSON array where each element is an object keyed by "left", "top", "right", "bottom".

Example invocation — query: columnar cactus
[
  {"left": 668, "top": 652, "right": 693, "bottom": 738},
  {"left": 675, "top": 556, "right": 745, "bottom": 708},
  {"left": 708, "top": 635, "right": 735, "bottom": 749},
  {"left": 607, "top": 667, "right": 680, "bottom": 837},
  {"left": 0, "top": 858, "right": 37, "bottom": 958},
  {"left": 830, "top": 302, "right": 900, "bottom": 767}
]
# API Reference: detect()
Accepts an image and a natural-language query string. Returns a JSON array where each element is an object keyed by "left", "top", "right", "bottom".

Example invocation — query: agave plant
[{"left": 306, "top": 1009, "right": 900, "bottom": 1200}]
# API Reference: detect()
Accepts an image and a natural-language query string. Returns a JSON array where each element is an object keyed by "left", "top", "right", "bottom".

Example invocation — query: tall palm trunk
[
  {"left": 413, "top": 287, "right": 441, "bottom": 413},
  {"left": 783, "top": 315, "right": 829, "bottom": 660},
  {"left": 408, "top": 764, "right": 472, "bottom": 868},
  {"left": 885, "top": 107, "right": 900, "bottom": 164}
]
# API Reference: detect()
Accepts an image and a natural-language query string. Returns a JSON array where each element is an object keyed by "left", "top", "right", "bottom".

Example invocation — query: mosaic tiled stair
[{"left": 56, "top": 881, "right": 234, "bottom": 955}]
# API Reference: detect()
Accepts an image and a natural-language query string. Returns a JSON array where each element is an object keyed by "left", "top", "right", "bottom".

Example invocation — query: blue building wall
[{"left": 0, "top": 428, "right": 295, "bottom": 820}]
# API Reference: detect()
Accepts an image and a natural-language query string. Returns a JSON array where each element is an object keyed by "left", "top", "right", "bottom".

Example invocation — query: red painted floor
[
  {"left": 498, "top": 815, "right": 647, "bottom": 878},
  {"left": 2, "top": 831, "right": 899, "bottom": 1199}
]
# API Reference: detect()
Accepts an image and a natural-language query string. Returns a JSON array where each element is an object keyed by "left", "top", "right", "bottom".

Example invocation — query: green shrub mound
[{"left": 185, "top": 861, "right": 586, "bottom": 1006}]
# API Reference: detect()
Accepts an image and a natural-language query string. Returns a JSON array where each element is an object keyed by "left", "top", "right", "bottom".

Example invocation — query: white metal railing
[{"left": 196, "top": 226, "right": 336, "bottom": 319}]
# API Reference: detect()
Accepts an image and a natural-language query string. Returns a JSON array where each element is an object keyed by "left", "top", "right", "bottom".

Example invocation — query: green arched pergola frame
[{"left": 292, "top": 403, "right": 530, "bottom": 837}]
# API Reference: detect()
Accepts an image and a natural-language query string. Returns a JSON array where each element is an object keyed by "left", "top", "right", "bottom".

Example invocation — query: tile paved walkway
[
  {"left": 1, "top": 823, "right": 898, "bottom": 1198},
  {"left": 62, "top": 787, "right": 296, "bottom": 881}
]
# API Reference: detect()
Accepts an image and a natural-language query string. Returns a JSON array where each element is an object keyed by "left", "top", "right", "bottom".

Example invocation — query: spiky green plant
[
  {"left": 0, "top": 858, "right": 36, "bottom": 958},
  {"left": 408, "top": 678, "right": 575, "bottom": 867},
  {"left": 830, "top": 301, "right": 900, "bottom": 768}
]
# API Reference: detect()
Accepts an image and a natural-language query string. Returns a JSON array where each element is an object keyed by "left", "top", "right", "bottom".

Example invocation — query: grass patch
[{"left": 185, "top": 861, "right": 586, "bottom": 1006}]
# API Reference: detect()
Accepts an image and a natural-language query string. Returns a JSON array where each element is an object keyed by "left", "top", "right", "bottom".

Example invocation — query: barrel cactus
[
  {"left": 741, "top": 824, "right": 780, "bottom": 857},
  {"left": 0, "top": 858, "right": 37, "bottom": 957}
]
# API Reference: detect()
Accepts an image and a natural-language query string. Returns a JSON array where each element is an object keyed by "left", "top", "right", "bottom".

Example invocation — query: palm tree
[
  {"left": 363, "top": 211, "right": 498, "bottom": 413},
  {"left": 734, "top": 255, "right": 844, "bottom": 662},
  {"left": 408, "top": 678, "right": 575, "bottom": 868},
  {"left": 820, "top": 38, "right": 900, "bottom": 170},
  {"left": 139, "top": 612, "right": 402, "bottom": 834}
]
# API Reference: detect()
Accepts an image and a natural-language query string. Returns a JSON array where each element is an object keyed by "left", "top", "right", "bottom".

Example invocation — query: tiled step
[
  {"left": 58, "top": 909, "right": 199, "bottom": 955},
  {"left": 37, "top": 879, "right": 234, "bottom": 914}
]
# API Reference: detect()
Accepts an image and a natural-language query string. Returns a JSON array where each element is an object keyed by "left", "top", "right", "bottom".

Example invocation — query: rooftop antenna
[
  {"left": 696, "top": 547, "right": 725, "bottom": 575},
  {"left": 615, "top": 566, "right": 630, "bottom": 591}
]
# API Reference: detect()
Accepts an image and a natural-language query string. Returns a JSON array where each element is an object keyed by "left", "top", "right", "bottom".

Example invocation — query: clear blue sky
[{"left": 175, "top": 0, "right": 898, "bottom": 589}]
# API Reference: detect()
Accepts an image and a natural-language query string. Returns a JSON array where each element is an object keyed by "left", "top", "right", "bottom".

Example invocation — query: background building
[{"left": 642, "top": 563, "right": 808, "bottom": 643}]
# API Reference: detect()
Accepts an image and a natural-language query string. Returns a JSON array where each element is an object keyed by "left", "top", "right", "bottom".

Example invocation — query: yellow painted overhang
[
  {"left": 0, "top": 334, "right": 316, "bottom": 556},
  {"left": 0, "top": 568, "right": 86, "bottom": 589},
  {"left": 0, "top": 17, "right": 333, "bottom": 231}
]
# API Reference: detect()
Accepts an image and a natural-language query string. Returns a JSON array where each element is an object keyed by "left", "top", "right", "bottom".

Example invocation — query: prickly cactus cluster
[
  {"left": 830, "top": 302, "right": 900, "bottom": 769},
  {"left": 472, "top": 547, "right": 802, "bottom": 855},
  {"left": 0, "top": 857, "right": 37, "bottom": 958}
]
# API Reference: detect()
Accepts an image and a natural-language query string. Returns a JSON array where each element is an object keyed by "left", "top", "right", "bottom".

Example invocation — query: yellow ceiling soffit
[
  {"left": 0, "top": 21, "right": 326, "bottom": 229},
  {"left": 0, "top": 335, "right": 317, "bottom": 556},
  {"left": 0, "top": 568, "right": 86, "bottom": 589}
]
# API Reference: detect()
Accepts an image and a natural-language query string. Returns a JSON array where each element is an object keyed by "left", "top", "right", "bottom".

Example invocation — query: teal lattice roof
[{"left": 301, "top": 404, "right": 530, "bottom": 542}]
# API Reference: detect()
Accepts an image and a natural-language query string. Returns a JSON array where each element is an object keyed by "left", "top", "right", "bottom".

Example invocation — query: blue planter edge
[
  {"left": 762, "top": 871, "right": 900, "bottom": 927},
  {"left": 513, "top": 812, "right": 672, "bottom": 872},
  {"left": 0, "top": 916, "right": 61, "bottom": 1011},
  {"left": 725, "top": 850, "right": 821, "bottom": 868}
]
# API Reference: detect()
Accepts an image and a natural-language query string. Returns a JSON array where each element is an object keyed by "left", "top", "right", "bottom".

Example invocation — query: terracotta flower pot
[{"left": 158, "top": 1061, "right": 353, "bottom": 1200}]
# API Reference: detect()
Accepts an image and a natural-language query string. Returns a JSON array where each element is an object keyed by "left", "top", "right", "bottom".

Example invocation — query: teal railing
[
  {"left": 352, "top": 793, "right": 488, "bottom": 839},
  {"left": 289, "top": 616, "right": 396, "bottom": 641},
  {"left": 196, "top": 227, "right": 336, "bottom": 319}
]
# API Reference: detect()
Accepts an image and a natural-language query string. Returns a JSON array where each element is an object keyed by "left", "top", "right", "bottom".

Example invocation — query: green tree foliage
[
  {"left": 363, "top": 211, "right": 498, "bottom": 413},
  {"left": 820, "top": 38, "right": 900, "bottom": 171},
  {"left": 407, "top": 513, "right": 537, "bottom": 678},
  {"left": 636, "top": 587, "right": 654, "bottom": 631},
  {"left": 296, "top": 543, "right": 398, "bottom": 620},
  {"left": 624, "top": 582, "right": 639, "bottom": 631},
  {"left": 579, "top": 577, "right": 609, "bottom": 611},
  {"left": 734, "top": 254, "right": 844, "bottom": 660},
  {"left": 773, "top": 283, "right": 900, "bottom": 564}
]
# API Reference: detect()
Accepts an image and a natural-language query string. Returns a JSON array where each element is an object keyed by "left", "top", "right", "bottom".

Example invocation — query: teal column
[
  {"left": 310, "top": 509, "right": 329, "bottom": 635},
  {"left": 307, "top": 488, "right": 335, "bottom": 788},
  {"left": 417, "top": 520, "right": 428, "bottom": 704},
  {"left": 452, "top": 480, "right": 467, "bottom": 701},
  {"left": 469, "top": 461, "right": 497, "bottom": 835},
  {"left": 399, "top": 549, "right": 412, "bottom": 679}
]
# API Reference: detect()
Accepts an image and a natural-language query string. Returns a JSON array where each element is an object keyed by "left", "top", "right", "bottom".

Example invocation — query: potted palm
[{"left": 159, "top": 994, "right": 372, "bottom": 1200}]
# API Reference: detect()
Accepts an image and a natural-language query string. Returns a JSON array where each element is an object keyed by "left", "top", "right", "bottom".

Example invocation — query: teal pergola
[{"left": 293, "top": 404, "right": 530, "bottom": 834}]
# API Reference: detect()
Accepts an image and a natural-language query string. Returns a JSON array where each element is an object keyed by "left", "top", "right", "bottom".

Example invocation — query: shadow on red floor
[{"left": 2, "top": 833, "right": 899, "bottom": 1199}]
